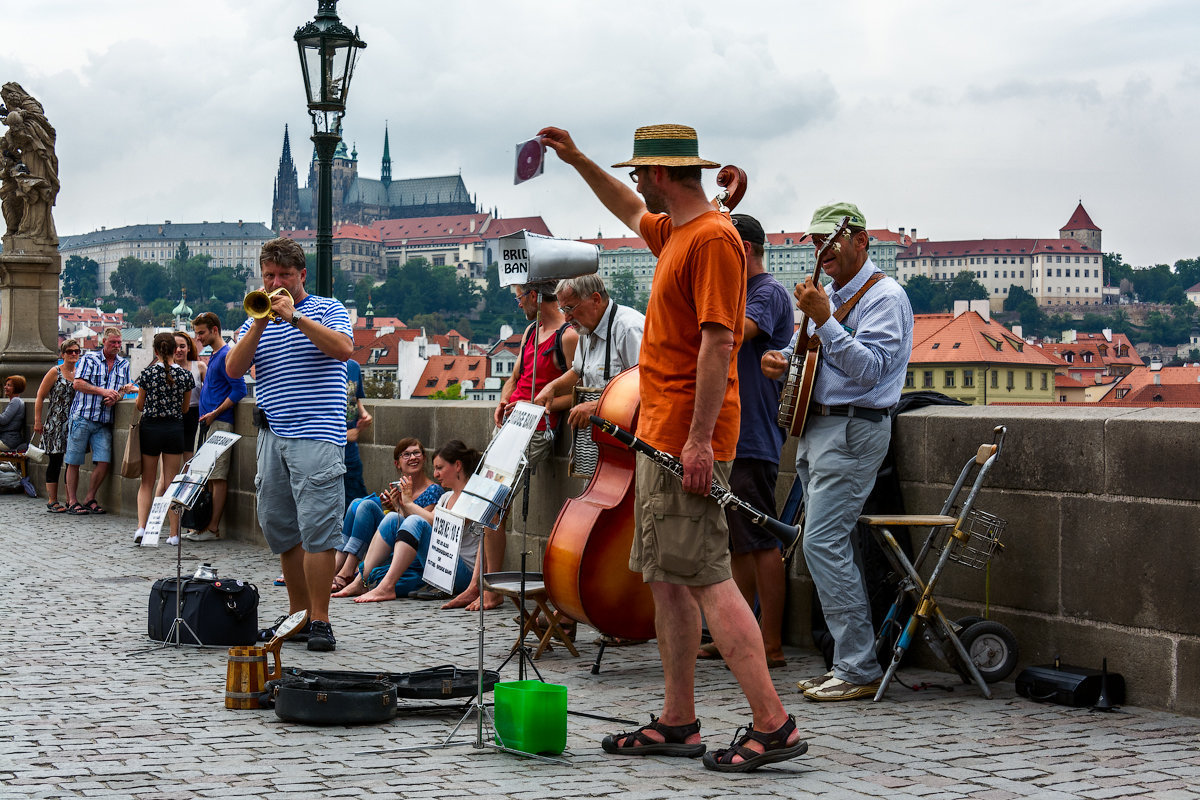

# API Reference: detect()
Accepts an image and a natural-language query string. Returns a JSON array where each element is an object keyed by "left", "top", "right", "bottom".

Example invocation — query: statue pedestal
[{"left": 0, "top": 248, "right": 60, "bottom": 388}]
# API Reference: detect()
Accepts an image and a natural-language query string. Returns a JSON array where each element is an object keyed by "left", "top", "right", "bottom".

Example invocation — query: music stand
[
  {"left": 392, "top": 451, "right": 567, "bottom": 764},
  {"left": 131, "top": 432, "right": 241, "bottom": 654}
]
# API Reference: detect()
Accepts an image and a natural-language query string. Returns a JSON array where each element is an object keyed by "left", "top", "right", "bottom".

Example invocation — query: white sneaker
[
  {"left": 165, "top": 535, "right": 180, "bottom": 546},
  {"left": 133, "top": 528, "right": 145, "bottom": 546},
  {"left": 183, "top": 530, "right": 221, "bottom": 542}
]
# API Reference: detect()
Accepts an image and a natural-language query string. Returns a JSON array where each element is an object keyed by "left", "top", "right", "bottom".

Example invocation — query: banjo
[{"left": 776, "top": 216, "right": 853, "bottom": 438}]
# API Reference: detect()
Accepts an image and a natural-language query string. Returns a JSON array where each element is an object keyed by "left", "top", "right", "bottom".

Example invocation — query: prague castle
[{"left": 270, "top": 125, "right": 478, "bottom": 232}]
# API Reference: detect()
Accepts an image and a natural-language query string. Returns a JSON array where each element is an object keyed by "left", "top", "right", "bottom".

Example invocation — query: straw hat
[{"left": 611, "top": 123, "right": 721, "bottom": 168}]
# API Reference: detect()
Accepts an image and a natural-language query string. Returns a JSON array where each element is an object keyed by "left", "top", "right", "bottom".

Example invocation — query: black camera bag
[{"left": 147, "top": 576, "right": 259, "bottom": 645}]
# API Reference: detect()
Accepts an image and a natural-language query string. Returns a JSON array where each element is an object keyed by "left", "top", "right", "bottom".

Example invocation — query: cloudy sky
[{"left": 4, "top": 0, "right": 1196, "bottom": 268}]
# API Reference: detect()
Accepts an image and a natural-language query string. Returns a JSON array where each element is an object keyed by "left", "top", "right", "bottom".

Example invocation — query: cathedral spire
[
  {"left": 271, "top": 125, "right": 301, "bottom": 233},
  {"left": 381, "top": 124, "right": 392, "bottom": 187}
]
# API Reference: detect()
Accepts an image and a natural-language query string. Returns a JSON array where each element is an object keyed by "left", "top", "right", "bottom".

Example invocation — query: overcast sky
[{"left": 4, "top": 0, "right": 1196, "bottom": 268}]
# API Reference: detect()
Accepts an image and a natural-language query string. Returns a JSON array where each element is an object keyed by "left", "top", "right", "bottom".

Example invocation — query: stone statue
[{"left": 0, "top": 82, "right": 59, "bottom": 249}]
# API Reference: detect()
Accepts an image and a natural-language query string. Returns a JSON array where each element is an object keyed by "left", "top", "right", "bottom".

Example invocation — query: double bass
[{"left": 542, "top": 166, "right": 748, "bottom": 642}]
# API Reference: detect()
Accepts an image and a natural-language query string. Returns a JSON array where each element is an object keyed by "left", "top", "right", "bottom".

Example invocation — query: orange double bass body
[{"left": 543, "top": 366, "right": 656, "bottom": 641}]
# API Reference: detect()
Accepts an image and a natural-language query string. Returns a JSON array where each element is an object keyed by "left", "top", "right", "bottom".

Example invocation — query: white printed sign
[
  {"left": 485, "top": 401, "right": 544, "bottom": 480},
  {"left": 497, "top": 231, "right": 531, "bottom": 287},
  {"left": 187, "top": 431, "right": 240, "bottom": 476},
  {"left": 140, "top": 496, "right": 172, "bottom": 546},
  {"left": 422, "top": 506, "right": 465, "bottom": 594}
]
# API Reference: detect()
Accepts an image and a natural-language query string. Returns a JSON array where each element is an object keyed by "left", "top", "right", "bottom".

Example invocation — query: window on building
[
  {"left": 991, "top": 371, "right": 998, "bottom": 389},
  {"left": 923, "top": 370, "right": 934, "bottom": 388},
  {"left": 1041, "top": 372, "right": 1048, "bottom": 390},
  {"left": 433, "top": 255, "right": 445, "bottom": 266},
  {"left": 963, "top": 369, "right": 974, "bottom": 387},
  {"left": 945, "top": 370, "right": 956, "bottom": 388},
  {"left": 1026, "top": 371, "right": 1033, "bottom": 390},
  {"left": 905, "top": 371, "right": 914, "bottom": 389},
  {"left": 1006, "top": 370, "right": 1014, "bottom": 390}
]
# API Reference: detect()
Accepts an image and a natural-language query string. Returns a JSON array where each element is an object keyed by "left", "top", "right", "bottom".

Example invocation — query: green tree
[
  {"left": 1003, "top": 285, "right": 1036, "bottom": 312},
  {"left": 174, "top": 240, "right": 191, "bottom": 264},
  {"left": 946, "top": 271, "right": 989, "bottom": 304},
  {"left": 902, "top": 275, "right": 946, "bottom": 314},
  {"left": 409, "top": 312, "right": 449, "bottom": 335},
  {"left": 427, "top": 383, "right": 464, "bottom": 400},
  {"left": 62, "top": 255, "right": 100, "bottom": 301},
  {"left": 362, "top": 372, "right": 396, "bottom": 399},
  {"left": 1132, "top": 263, "right": 1174, "bottom": 303},
  {"left": 1173, "top": 257, "right": 1200, "bottom": 294},
  {"left": 610, "top": 269, "right": 639, "bottom": 307},
  {"left": 1104, "top": 252, "right": 1133, "bottom": 287}
]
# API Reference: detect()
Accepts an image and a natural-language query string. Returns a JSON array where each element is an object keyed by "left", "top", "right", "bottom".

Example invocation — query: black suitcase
[
  {"left": 1015, "top": 663, "right": 1125, "bottom": 707},
  {"left": 147, "top": 577, "right": 259, "bottom": 645}
]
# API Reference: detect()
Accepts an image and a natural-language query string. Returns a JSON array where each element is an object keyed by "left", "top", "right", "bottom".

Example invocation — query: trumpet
[{"left": 243, "top": 287, "right": 292, "bottom": 323}]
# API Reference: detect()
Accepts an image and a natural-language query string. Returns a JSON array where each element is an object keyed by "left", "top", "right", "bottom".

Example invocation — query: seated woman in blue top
[
  {"left": 333, "top": 439, "right": 483, "bottom": 603},
  {"left": 331, "top": 436, "right": 444, "bottom": 592}
]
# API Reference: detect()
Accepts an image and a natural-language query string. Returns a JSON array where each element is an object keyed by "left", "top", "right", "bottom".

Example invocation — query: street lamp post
[{"left": 294, "top": 0, "right": 366, "bottom": 297}]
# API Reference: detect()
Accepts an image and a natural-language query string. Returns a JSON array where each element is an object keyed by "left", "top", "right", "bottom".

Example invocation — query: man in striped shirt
[{"left": 226, "top": 237, "right": 353, "bottom": 652}]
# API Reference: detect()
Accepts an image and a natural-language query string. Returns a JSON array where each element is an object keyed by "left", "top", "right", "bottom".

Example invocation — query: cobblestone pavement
[{"left": 2, "top": 494, "right": 1198, "bottom": 799}]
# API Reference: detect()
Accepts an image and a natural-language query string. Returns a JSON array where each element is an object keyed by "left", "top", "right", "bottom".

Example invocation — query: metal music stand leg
[
  {"left": 129, "top": 509, "right": 208, "bottom": 655},
  {"left": 388, "top": 472, "right": 567, "bottom": 765}
]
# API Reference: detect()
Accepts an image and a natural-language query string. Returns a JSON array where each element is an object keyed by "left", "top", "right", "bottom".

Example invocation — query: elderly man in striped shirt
[{"left": 226, "top": 237, "right": 354, "bottom": 653}]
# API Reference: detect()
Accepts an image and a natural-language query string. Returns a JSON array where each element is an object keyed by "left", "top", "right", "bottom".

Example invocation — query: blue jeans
[
  {"left": 795, "top": 414, "right": 891, "bottom": 685},
  {"left": 338, "top": 495, "right": 385, "bottom": 557},
  {"left": 363, "top": 514, "right": 473, "bottom": 597}
]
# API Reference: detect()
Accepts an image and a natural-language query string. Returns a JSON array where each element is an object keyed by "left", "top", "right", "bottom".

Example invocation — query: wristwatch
[{"left": 290, "top": 310, "right": 305, "bottom": 326}]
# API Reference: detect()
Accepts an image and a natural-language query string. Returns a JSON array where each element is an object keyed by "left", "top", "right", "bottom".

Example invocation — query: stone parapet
[{"left": 16, "top": 399, "right": 1200, "bottom": 714}]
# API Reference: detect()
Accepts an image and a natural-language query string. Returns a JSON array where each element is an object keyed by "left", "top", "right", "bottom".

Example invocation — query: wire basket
[{"left": 947, "top": 508, "right": 1007, "bottom": 569}]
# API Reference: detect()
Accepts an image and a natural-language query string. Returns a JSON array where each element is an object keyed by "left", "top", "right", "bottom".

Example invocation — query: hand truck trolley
[{"left": 859, "top": 425, "right": 1018, "bottom": 701}]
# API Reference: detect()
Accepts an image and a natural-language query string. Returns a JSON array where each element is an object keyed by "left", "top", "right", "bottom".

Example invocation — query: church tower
[
  {"left": 1060, "top": 201, "right": 1101, "bottom": 252},
  {"left": 271, "top": 125, "right": 301, "bottom": 233},
  {"left": 381, "top": 125, "right": 392, "bottom": 188}
]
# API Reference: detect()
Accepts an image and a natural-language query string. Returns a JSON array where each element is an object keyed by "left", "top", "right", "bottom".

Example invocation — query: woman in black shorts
[{"left": 134, "top": 332, "right": 196, "bottom": 546}]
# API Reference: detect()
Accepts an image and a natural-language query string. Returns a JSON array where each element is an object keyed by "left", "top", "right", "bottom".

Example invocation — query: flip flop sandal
[
  {"left": 83, "top": 500, "right": 107, "bottom": 514},
  {"left": 66, "top": 502, "right": 90, "bottom": 515},
  {"left": 46, "top": 501, "right": 67, "bottom": 513},
  {"left": 601, "top": 715, "right": 705, "bottom": 758},
  {"left": 697, "top": 642, "right": 722, "bottom": 660},
  {"left": 330, "top": 575, "right": 350, "bottom": 594},
  {"left": 702, "top": 714, "right": 808, "bottom": 773}
]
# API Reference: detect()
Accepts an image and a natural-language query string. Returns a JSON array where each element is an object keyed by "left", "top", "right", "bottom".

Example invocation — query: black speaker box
[{"left": 1015, "top": 663, "right": 1125, "bottom": 707}]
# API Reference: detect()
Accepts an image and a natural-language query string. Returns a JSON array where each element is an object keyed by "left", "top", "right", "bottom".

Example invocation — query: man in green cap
[
  {"left": 762, "top": 202, "right": 914, "bottom": 700},
  {"left": 538, "top": 124, "right": 806, "bottom": 772}
]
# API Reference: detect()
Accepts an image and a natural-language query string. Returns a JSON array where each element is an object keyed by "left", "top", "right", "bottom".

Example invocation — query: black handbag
[
  {"left": 147, "top": 576, "right": 259, "bottom": 645},
  {"left": 180, "top": 487, "right": 213, "bottom": 531}
]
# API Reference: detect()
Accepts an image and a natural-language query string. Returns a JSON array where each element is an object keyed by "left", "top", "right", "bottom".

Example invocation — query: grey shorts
[
  {"left": 254, "top": 429, "right": 345, "bottom": 555},
  {"left": 631, "top": 452, "right": 732, "bottom": 586},
  {"left": 196, "top": 419, "right": 235, "bottom": 480}
]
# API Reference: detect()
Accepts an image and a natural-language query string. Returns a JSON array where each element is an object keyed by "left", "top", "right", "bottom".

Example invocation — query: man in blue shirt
[
  {"left": 182, "top": 312, "right": 247, "bottom": 542},
  {"left": 63, "top": 327, "right": 136, "bottom": 515},
  {"left": 342, "top": 358, "right": 371, "bottom": 508},
  {"left": 699, "top": 214, "right": 793, "bottom": 668},
  {"left": 762, "top": 202, "right": 914, "bottom": 701},
  {"left": 226, "top": 237, "right": 353, "bottom": 652}
]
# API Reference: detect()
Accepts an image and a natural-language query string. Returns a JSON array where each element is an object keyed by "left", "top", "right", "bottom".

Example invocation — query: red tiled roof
[
  {"left": 282, "top": 223, "right": 380, "bottom": 242},
  {"left": 1041, "top": 333, "right": 1143, "bottom": 368},
  {"left": 898, "top": 237, "right": 1100, "bottom": 259},
  {"left": 482, "top": 217, "right": 553, "bottom": 237},
  {"left": 1055, "top": 374, "right": 1087, "bottom": 389},
  {"left": 354, "top": 316, "right": 406, "bottom": 330},
  {"left": 349, "top": 330, "right": 420, "bottom": 367},
  {"left": 1061, "top": 202, "right": 1100, "bottom": 232},
  {"left": 372, "top": 214, "right": 492, "bottom": 244},
  {"left": 1102, "top": 365, "right": 1200, "bottom": 401},
  {"left": 578, "top": 235, "right": 647, "bottom": 250},
  {"left": 410, "top": 355, "right": 489, "bottom": 397},
  {"left": 1119, "top": 384, "right": 1200, "bottom": 404},
  {"left": 910, "top": 312, "right": 1060, "bottom": 366}
]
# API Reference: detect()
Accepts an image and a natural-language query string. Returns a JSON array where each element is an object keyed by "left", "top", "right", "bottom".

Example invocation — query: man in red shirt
[{"left": 540, "top": 123, "right": 805, "bottom": 772}]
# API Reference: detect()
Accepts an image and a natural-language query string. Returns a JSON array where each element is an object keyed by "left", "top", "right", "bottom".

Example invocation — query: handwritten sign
[
  {"left": 422, "top": 506, "right": 465, "bottom": 594},
  {"left": 485, "top": 401, "right": 545, "bottom": 480},
  {"left": 187, "top": 431, "right": 241, "bottom": 476}
]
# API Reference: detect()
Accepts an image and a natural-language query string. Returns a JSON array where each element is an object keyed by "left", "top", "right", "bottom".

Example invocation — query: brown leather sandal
[
  {"left": 601, "top": 715, "right": 705, "bottom": 758},
  {"left": 702, "top": 715, "right": 808, "bottom": 773}
]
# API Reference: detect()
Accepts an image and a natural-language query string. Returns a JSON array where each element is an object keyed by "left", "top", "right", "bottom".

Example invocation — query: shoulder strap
[
  {"left": 512, "top": 321, "right": 536, "bottom": 377},
  {"left": 553, "top": 322, "right": 570, "bottom": 373},
  {"left": 805, "top": 272, "right": 885, "bottom": 351}
]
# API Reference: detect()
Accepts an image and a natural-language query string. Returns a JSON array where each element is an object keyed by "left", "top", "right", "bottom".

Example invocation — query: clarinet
[{"left": 590, "top": 416, "right": 800, "bottom": 557}]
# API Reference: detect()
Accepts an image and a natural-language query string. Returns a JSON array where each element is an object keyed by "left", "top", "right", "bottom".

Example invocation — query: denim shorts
[
  {"left": 254, "top": 429, "right": 345, "bottom": 554},
  {"left": 64, "top": 416, "right": 112, "bottom": 466}
]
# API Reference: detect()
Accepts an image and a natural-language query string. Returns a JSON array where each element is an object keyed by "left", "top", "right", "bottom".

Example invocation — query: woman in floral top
[{"left": 134, "top": 332, "right": 196, "bottom": 546}]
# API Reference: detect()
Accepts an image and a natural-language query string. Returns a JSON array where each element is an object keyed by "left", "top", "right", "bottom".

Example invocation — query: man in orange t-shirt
[{"left": 539, "top": 123, "right": 806, "bottom": 773}]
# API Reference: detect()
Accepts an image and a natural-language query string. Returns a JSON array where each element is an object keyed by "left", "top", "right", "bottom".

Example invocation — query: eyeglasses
[
  {"left": 628, "top": 169, "right": 642, "bottom": 184},
  {"left": 557, "top": 301, "right": 580, "bottom": 316},
  {"left": 63, "top": 348, "right": 81, "bottom": 355},
  {"left": 514, "top": 289, "right": 531, "bottom": 303},
  {"left": 400, "top": 450, "right": 423, "bottom": 460}
]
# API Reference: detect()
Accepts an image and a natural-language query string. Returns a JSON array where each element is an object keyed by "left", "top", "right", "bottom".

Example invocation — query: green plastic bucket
[{"left": 493, "top": 680, "right": 567, "bottom": 755}]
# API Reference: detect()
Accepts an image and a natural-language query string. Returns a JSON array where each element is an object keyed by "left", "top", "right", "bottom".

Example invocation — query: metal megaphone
[{"left": 243, "top": 287, "right": 293, "bottom": 323}]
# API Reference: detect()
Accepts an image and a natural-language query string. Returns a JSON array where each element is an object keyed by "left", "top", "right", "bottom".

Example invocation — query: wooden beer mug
[{"left": 224, "top": 610, "right": 307, "bottom": 709}]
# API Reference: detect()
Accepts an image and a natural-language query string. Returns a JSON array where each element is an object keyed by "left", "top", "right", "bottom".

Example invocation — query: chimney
[
  {"left": 911, "top": 227, "right": 917, "bottom": 240},
  {"left": 970, "top": 299, "right": 990, "bottom": 321},
  {"left": 1012, "top": 325, "right": 1023, "bottom": 338},
  {"left": 953, "top": 300, "right": 969, "bottom": 318},
  {"left": 1102, "top": 328, "right": 1112, "bottom": 342}
]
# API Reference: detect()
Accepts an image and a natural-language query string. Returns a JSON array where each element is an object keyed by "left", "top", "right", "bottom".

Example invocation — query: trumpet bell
[{"left": 243, "top": 287, "right": 293, "bottom": 322}]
